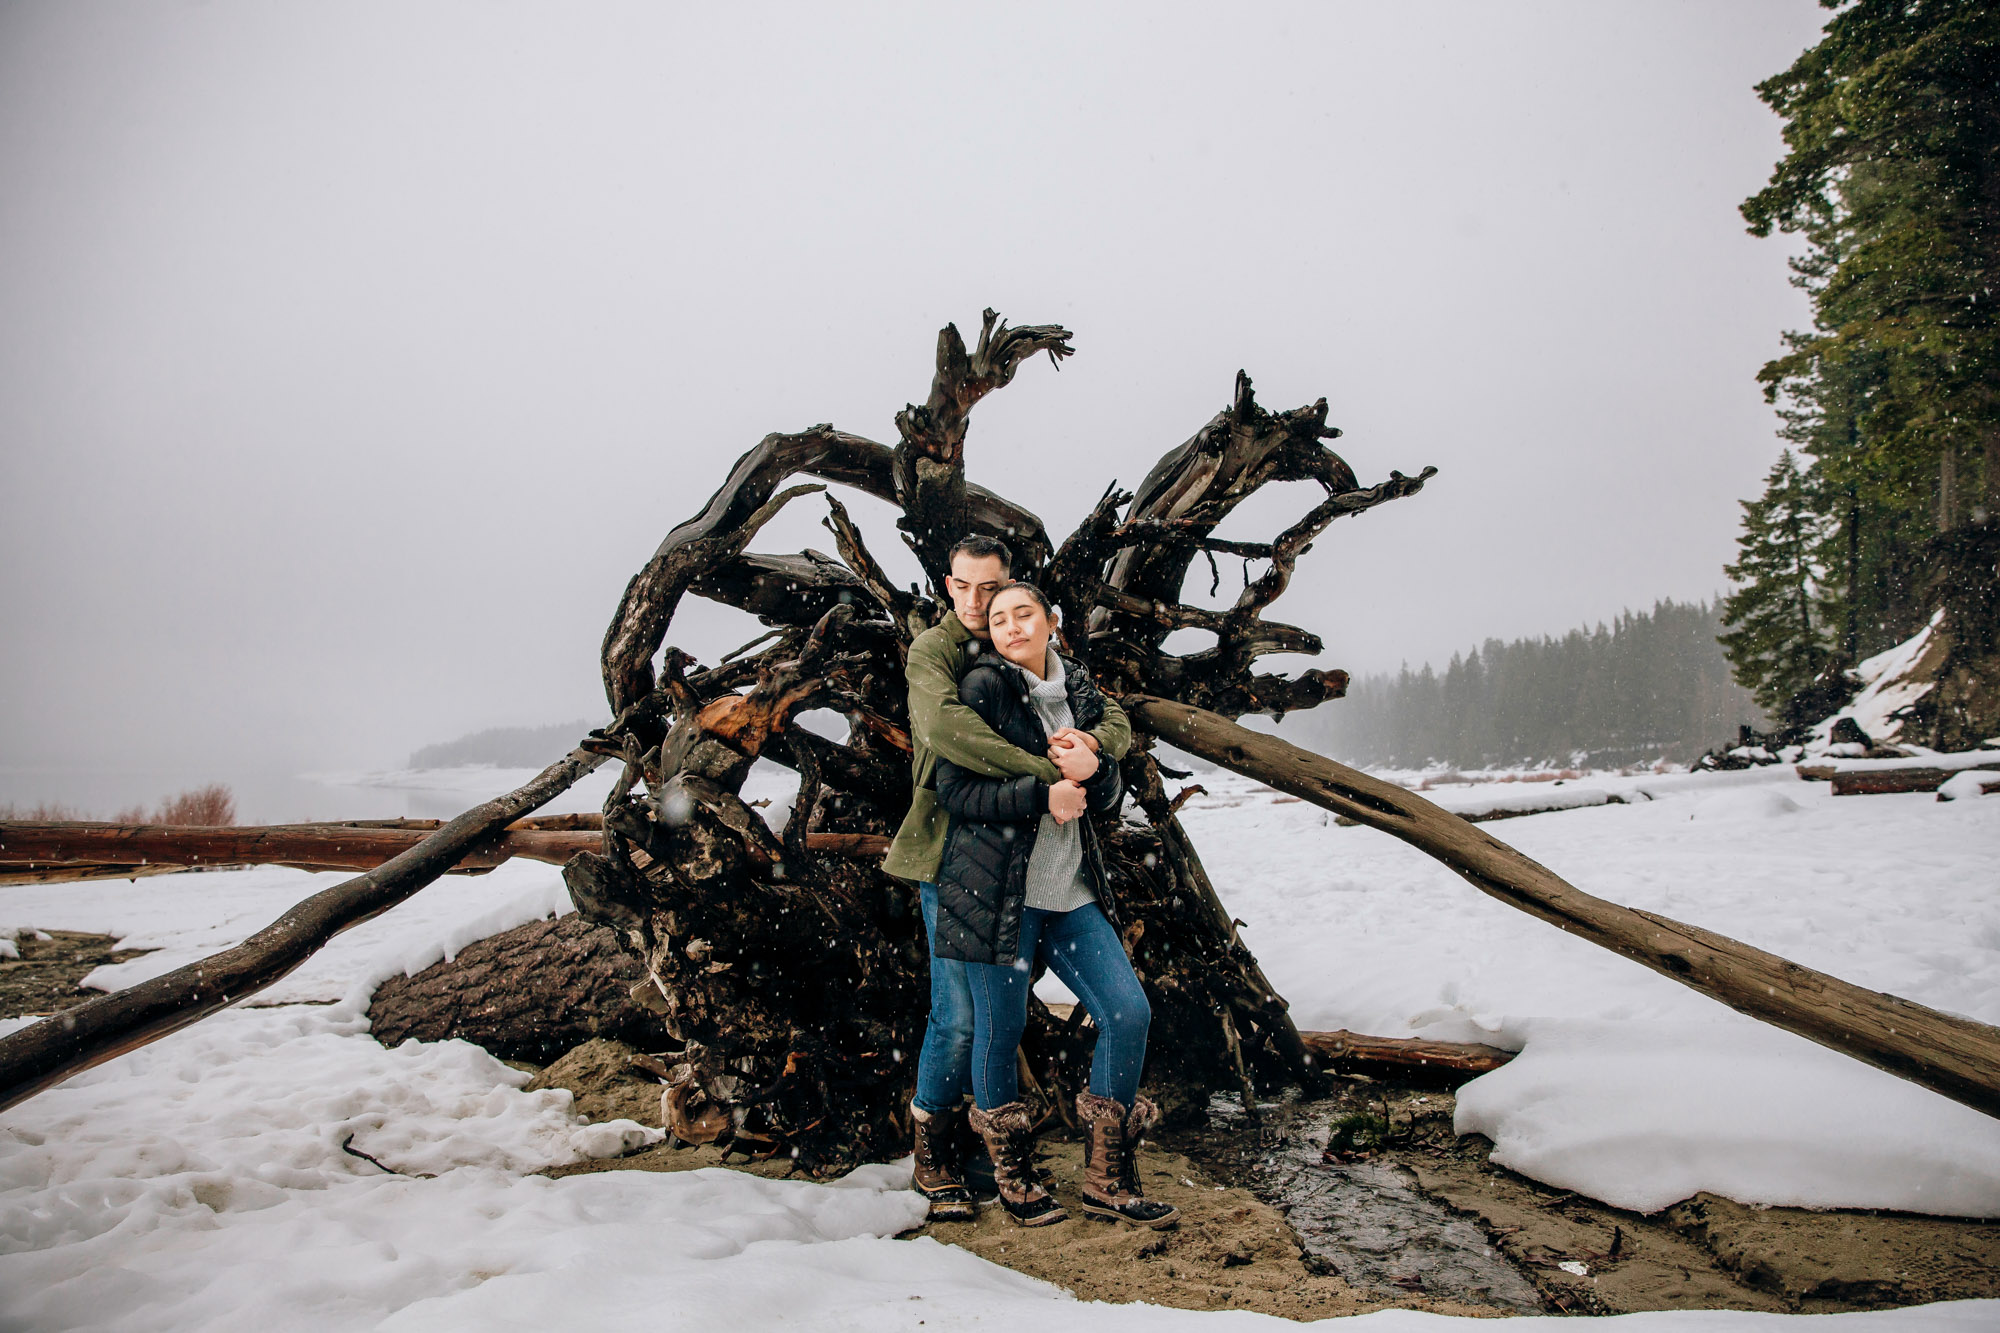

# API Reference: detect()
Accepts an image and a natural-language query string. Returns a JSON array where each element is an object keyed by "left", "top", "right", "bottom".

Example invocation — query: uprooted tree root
[{"left": 559, "top": 309, "right": 1434, "bottom": 1172}]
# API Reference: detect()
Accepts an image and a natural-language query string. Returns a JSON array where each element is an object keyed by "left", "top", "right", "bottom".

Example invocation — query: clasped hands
[{"left": 1045, "top": 727, "right": 1099, "bottom": 824}]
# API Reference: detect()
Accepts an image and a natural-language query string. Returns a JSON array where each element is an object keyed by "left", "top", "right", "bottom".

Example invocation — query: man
[{"left": 883, "top": 534, "right": 1131, "bottom": 1220}]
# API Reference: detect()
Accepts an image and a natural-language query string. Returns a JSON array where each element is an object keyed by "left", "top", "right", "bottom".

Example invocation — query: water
[
  {"left": 0, "top": 764, "right": 621, "bottom": 825},
  {"left": 1194, "top": 1092, "right": 1547, "bottom": 1313}
]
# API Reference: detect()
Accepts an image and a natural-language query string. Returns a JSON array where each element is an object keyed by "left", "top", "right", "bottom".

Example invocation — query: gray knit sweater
[{"left": 1009, "top": 648, "right": 1098, "bottom": 914}]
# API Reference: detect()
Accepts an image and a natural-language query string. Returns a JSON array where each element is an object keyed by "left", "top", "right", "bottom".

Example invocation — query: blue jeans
[
  {"left": 966, "top": 901, "right": 1150, "bottom": 1110},
  {"left": 913, "top": 882, "right": 974, "bottom": 1113}
]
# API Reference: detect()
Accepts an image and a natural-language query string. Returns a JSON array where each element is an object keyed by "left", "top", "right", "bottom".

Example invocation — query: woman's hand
[
  {"left": 1048, "top": 779, "right": 1087, "bottom": 824},
  {"left": 1048, "top": 734, "right": 1099, "bottom": 782}
]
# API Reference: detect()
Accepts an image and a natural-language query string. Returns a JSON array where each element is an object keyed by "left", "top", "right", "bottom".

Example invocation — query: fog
[{"left": 1, "top": 2, "right": 1824, "bottom": 802}]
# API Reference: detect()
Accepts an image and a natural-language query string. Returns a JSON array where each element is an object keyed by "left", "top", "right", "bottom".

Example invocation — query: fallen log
[
  {"left": 0, "top": 822, "right": 602, "bottom": 874},
  {"left": 1125, "top": 695, "right": 2000, "bottom": 1121},
  {"left": 0, "top": 821, "right": 889, "bottom": 882},
  {"left": 0, "top": 864, "right": 189, "bottom": 888},
  {"left": 1831, "top": 761, "right": 2000, "bottom": 796},
  {"left": 0, "top": 747, "right": 605, "bottom": 1113},
  {"left": 1297, "top": 1029, "right": 1515, "bottom": 1083},
  {"left": 1335, "top": 793, "right": 1623, "bottom": 827}
]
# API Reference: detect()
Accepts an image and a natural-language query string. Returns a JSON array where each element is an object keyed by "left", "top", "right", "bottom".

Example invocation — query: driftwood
[
  {"left": 1297, "top": 1029, "right": 1515, "bottom": 1083},
  {"left": 0, "top": 748, "right": 604, "bottom": 1113},
  {"left": 1831, "top": 761, "right": 2000, "bottom": 796},
  {"left": 1124, "top": 695, "right": 2000, "bottom": 1121},
  {"left": 0, "top": 821, "right": 888, "bottom": 882}
]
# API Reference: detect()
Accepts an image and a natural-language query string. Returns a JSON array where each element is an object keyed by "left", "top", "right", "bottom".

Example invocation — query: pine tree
[
  {"left": 1742, "top": 0, "right": 2000, "bottom": 672},
  {"left": 1719, "top": 451, "right": 1832, "bottom": 722}
]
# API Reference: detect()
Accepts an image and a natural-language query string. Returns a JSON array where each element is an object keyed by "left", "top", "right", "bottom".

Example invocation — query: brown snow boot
[
  {"left": 968, "top": 1101, "right": 1067, "bottom": 1227},
  {"left": 1076, "top": 1091, "right": 1180, "bottom": 1229},
  {"left": 911, "top": 1103, "right": 976, "bottom": 1222}
]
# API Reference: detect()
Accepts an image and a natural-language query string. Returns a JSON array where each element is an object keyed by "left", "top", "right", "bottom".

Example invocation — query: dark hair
[
  {"left": 946, "top": 534, "right": 1012, "bottom": 574},
  {"left": 990, "top": 579, "right": 1054, "bottom": 619}
]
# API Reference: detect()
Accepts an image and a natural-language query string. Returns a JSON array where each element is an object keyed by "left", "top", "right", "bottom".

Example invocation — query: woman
[{"left": 931, "top": 581, "right": 1179, "bottom": 1230}]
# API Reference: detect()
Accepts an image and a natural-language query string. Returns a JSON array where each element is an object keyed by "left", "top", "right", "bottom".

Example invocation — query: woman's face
[{"left": 986, "top": 587, "right": 1052, "bottom": 670}]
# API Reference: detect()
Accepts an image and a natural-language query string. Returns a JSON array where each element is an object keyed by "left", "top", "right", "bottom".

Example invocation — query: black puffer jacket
[{"left": 932, "top": 653, "right": 1124, "bottom": 965}]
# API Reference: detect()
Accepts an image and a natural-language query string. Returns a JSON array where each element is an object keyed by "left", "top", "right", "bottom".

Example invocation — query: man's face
[{"left": 945, "top": 553, "right": 1009, "bottom": 637}]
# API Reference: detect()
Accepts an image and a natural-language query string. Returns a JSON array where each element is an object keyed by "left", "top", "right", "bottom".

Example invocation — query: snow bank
[
  {"left": 1828, "top": 750, "right": 2000, "bottom": 775},
  {"left": 1177, "top": 764, "right": 2000, "bottom": 1218},
  {"left": 1684, "top": 786, "right": 1801, "bottom": 821},
  {"left": 1454, "top": 1018, "right": 2000, "bottom": 1215},
  {"left": 1419, "top": 783, "right": 1617, "bottom": 819},
  {"left": 58, "top": 861, "right": 579, "bottom": 1005},
  {"left": 1938, "top": 769, "right": 2000, "bottom": 802}
]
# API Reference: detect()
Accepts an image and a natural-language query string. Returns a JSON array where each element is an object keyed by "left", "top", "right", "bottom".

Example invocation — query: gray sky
[{"left": 1, "top": 2, "right": 1826, "bottom": 779}]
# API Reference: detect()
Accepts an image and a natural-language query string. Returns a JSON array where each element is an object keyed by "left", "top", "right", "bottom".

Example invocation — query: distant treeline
[
  {"left": 408, "top": 721, "right": 593, "bottom": 770},
  {"left": 1286, "top": 600, "right": 1765, "bottom": 770}
]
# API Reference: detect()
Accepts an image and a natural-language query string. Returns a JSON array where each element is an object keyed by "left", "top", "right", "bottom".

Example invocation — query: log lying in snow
[
  {"left": 1336, "top": 790, "right": 1622, "bottom": 827},
  {"left": 1297, "top": 1029, "right": 1514, "bottom": 1083},
  {"left": 0, "top": 821, "right": 889, "bottom": 882},
  {"left": 0, "top": 822, "right": 603, "bottom": 875},
  {"left": 1831, "top": 760, "right": 2000, "bottom": 796},
  {"left": 0, "top": 748, "right": 605, "bottom": 1113},
  {"left": 1125, "top": 694, "right": 2000, "bottom": 1122}
]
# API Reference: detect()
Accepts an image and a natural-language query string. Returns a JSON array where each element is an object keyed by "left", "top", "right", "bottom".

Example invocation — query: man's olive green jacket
[{"left": 882, "top": 612, "right": 1131, "bottom": 884}]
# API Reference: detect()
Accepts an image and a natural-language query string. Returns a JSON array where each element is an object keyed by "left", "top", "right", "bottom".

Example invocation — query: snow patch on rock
[{"left": 1808, "top": 610, "right": 1947, "bottom": 753}]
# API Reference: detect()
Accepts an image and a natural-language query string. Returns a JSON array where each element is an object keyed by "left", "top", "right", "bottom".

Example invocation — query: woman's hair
[{"left": 990, "top": 579, "right": 1055, "bottom": 619}]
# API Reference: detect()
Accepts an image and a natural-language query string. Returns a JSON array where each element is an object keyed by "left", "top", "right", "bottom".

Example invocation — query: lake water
[{"left": 0, "top": 763, "right": 622, "bottom": 825}]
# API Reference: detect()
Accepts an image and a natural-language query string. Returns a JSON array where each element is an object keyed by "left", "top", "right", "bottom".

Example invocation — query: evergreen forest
[
  {"left": 1722, "top": 0, "right": 1998, "bottom": 729},
  {"left": 1287, "top": 600, "right": 1763, "bottom": 770}
]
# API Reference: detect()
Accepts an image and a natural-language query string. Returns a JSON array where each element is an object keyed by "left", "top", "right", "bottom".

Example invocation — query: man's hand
[
  {"left": 1048, "top": 733, "right": 1099, "bottom": 782},
  {"left": 1048, "top": 779, "right": 1087, "bottom": 824},
  {"left": 1049, "top": 726, "right": 1100, "bottom": 753}
]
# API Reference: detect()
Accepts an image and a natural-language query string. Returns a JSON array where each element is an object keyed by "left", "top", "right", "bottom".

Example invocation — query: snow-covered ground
[
  {"left": 1169, "top": 767, "right": 2000, "bottom": 1218},
  {"left": 3, "top": 764, "right": 1999, "bottom": 1329}
]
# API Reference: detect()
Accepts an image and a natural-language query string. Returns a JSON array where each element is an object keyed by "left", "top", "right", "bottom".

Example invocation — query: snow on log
[
  {"left": 1124, "top": 694, "right": 2000, "bottom": 1122},
  {"left": 1833, "top": 763, "right": 2000, "bottom": 796}
]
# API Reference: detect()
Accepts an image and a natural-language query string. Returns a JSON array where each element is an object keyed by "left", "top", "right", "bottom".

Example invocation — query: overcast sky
[{"left": 1, "top": 2, "right": 1827, "bottom": 780}]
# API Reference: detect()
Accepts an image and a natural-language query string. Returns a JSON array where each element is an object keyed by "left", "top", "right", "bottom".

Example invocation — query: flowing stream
[{"left": 1188, "top": 1092, "right": 1547, "bottom": 1313}]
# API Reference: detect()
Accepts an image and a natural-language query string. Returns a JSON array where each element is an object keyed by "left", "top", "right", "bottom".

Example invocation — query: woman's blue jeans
[
  {"left": 968, "top": 900, "right": 1150, "bottom": 1109},
  {"left": 916, "top": 886, "right": 1151, "bottom": 1112}
]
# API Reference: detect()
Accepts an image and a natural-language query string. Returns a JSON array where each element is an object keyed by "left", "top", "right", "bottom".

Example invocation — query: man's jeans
[{"left": 913, "top": 881, "right": 975, "bottom": 1113}]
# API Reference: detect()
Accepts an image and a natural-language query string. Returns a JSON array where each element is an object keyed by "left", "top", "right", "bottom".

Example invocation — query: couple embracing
[{"left": 882, "top": 535, "right": 1179, "bottom": 1231}]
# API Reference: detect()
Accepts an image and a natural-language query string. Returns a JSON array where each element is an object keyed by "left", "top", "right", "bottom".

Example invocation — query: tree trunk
[
  {"left": 1124, "top": 694, "right": 2000, "bottom": 1121},
  {"left": 369, "top": 914, "right": 674, "bottom": 1064}
]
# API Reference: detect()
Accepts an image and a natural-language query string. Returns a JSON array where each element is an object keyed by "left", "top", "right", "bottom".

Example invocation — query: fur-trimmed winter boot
[
  {"left": 1075, "top": 1091, "right": 1180, "bottom": 1229},
  {"left": 967, "top": 1101, "right": 1067, "bottom": 1227},
  {"left": 911, "top": 1103, "right": 977, "bottom": 1222}
]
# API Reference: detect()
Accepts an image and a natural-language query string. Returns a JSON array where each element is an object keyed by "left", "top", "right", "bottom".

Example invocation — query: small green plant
[{"left": 1324, "top": 1111, "right": 1391, "bottom": 1157}]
